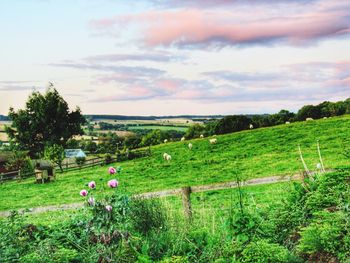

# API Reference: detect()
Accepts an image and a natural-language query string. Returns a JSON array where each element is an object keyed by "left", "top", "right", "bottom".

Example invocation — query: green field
[
  {"left": 128, "top": 125, "right": 188, "bottom": 131},
  {"left": 0, "top": 115, "right": 349, "bottom": 211},
  {"left": 18, "top": 182, "right": 289, "bottom": 226}
]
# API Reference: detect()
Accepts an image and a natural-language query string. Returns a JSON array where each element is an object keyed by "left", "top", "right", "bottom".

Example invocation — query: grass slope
[{"left": 0, "top": 115, "right": 349, "bottom": 211}]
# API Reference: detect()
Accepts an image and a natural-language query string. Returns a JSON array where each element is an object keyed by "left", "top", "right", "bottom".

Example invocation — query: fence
[
  {"left": 0, "top": 173, "right": 304, "bottom": 218},
  {"left": 0, "top": 148, "right": 151, "bottom": 183}
]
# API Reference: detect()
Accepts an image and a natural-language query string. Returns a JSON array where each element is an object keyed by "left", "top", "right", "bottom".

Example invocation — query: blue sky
[{"left": 0, "top": 0, "right": 349, "bottom": 115}]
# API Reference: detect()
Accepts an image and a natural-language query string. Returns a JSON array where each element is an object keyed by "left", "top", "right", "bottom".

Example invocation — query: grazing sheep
[
  {"left": 164, "top": 139, "right": 168, "bottom": 143},
  {"left": 285, "top": 121, "right": 290, "bottom": 124},
  {"left": 188, "top": 143, "right": 193, "bottom": 150},
  {"left": 209, "top": 138, "right": 217, "bottom": 144},
  {"left": 249, "top": 124, "right": 254, "bottom": 129},
  {"left": 181, "top": 137, "right": 185, "bottom": 141},
  {"left": 306, "top": 118, "right": 314, "bottom": 121},
  {"left": 165, "top": 154, "right": 171, "bottom": 161},
  {"left": 200, "top": 134, "right": 204, "bottom": 138},
  {"left": 323, "top": 117, "right": 328, "bottom": 119},
  {"left": 163, "top": 153, "right": 168, "bottom": 160}
]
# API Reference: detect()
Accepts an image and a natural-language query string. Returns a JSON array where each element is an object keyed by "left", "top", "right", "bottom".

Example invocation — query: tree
[
  {"left": 214, "top": 115, "right": 251, "bottom": 135},
  {"left": 297, "top": 104, "right": 322, "bottom": 120},
  {"left": 44, "top": 144, "right": 65, "bottom": 172},
  {"left": 6, "top": 86, "right": 86, "bottom": 157},
  {"left": 185, "top": 124, "right": 206, "bottom": 139},
  {"left": 141, "top": 129, "right": 166, "bottom": 146}
]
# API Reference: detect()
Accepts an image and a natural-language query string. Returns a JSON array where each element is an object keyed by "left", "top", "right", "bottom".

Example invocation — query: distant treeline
[
  {"left": 98, "top": 122, "right": 188, "bottom": 131},
  {"left": 85, "top": 114, "right": 225, "bottom": 121},
  {"left": 185, "top": 98, "right": 350, "bottom": 138},
  {"left": 0, "top": 115, "right": 9, "bottom": 121}
]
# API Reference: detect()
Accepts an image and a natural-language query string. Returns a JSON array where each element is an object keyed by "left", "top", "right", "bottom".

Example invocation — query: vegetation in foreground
[
  {"left": 1, "top": 168, "right": 349, "bottom": 262},
  {"left": 0, "top": 115, "right": 349, "bottom": 211}
]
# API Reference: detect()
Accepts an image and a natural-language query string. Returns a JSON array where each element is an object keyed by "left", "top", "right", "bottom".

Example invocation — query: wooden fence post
[{"left": 181, "top": 186, "right": 192, "bottom": 221}]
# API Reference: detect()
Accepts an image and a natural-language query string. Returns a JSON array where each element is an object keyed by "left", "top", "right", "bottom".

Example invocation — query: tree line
[{"left": 185, "top": 98, "right": 350, "bottom": 138}]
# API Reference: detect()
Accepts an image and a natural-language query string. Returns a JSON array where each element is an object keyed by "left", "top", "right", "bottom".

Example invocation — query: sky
[{"left": 0, "top": 0, "right": 349, "bottom": 116}]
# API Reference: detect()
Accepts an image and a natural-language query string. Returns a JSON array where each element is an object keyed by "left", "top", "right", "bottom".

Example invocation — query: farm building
[{"left": 64, "top": 149, "right": 86, "bottom": 159}]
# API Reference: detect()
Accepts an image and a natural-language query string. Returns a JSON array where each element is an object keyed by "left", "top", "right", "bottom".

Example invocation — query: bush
[
  {"left": 241, "top": 240, "right": 293, "bottom": 263},
  {"left": 75, "top": 156, "right": 86, "bottom": 167},
  {"left": 130, "top": 197, "right": 168, "bottom": 235},
  {"left": 104, "top": 154, "right": 112, "bottom": 164},
  {"left": 297, "top": 211, "right": 350, "bottom": 261}
]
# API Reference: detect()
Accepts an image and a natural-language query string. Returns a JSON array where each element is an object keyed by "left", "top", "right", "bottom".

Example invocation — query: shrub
[
  {"left": 241, "top": 240, "right": 293, "bottom": 263},
  {"left": 104, "top": 154, "right": 112, "bottom": 164},
  {"left": 130, "top": 197, "right": 168, "bottom": 236},
  {"left": 75, "top": 156, "right": 86, "bottom": 167},
  {"left": 297, "top": 211, "right": 350, "bottom": 261}
]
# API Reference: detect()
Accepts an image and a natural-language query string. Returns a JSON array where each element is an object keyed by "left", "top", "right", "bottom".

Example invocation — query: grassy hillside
[{"left": 0, "top": 115, "right": 349, "bottom": 211}]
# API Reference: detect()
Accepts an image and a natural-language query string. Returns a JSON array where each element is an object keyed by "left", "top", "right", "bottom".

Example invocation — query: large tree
[{"left": 6, "top": 86, "right": 85, "bottom": 157}]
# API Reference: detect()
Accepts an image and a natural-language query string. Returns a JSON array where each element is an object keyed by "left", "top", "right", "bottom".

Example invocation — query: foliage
[
  {"left": 241, "top": 240, "right": 292, "bottom": 263},
  {"left": 141, "top": 129, "right": 167, "bottom": 146},
  {"left": 5, "top": 151, "right": 34, "bottom": 176},
  {"left": 44, "top": 144, "right": 64, "bottom": 172},
  {"left": 75, "top": 156, "right": 86, "bottom": 167},
  {"left": 6, "top": 86, "right": 85, "bottom": 157},
  {"left": 185, "top": 123, "right": 206, "bottom": 138}
]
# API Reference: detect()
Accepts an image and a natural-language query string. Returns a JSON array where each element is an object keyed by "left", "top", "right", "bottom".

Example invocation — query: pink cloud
[{"left": 91, "top": 1, "right": 350, "bottom": 47}]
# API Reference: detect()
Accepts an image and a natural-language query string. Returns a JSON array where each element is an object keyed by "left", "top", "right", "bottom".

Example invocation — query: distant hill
[
  {"left": 84, "top": 114, "right": 262, "bottom": 121},
  {"left": 0, "top": 115, "right": 9, "bottom": 121}
]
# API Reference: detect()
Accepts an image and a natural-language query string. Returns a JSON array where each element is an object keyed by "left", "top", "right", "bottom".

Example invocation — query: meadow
[{"left": 0, "top": 115, "right": 349, "bottom": 212}]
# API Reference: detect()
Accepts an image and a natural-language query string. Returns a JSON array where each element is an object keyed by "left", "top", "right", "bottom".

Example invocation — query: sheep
[
  {"left": 200, "top": 134, "right": 204, "bottom": 138},
  {"left": 181, "top": 137, "right": 185, "bottom": 141},
  {"left": 306, "top": 118, "right": 314, "bottom": 121},
  {"left": 249, "top": 124, "right": 254, "bottom": 129},
  {"left": 163, "top": 153, "right": 168, "bottom": 160},
  {"left": 165, "top": 154, "right": 171, "bottom": 161},
  {"left": 285, "top": 121, "right": 290, "bottom": 124},
  {"left": 164, "top": 139, "right": 168, "bottom": 143},
  {"left": 209, "top": 138, "right": 217, "bottom": 144},
  {"left": 323, "top": 117, "right": 328, "bottom": 119},
  {"left": 188, "top": 143, "right": 193, "bottom": 150}
]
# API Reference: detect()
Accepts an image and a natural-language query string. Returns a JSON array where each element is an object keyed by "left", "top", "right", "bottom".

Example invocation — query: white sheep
[
  {"left": 200, "top": 134, "right": 204, "bottom": 138},
  {"left": 285, "top": 121, "right": 290, "bottom": 124},
  {"left": 164, "top": 139, "right": 168, "bottom": 143},
  {"left": 323, "top": 117, "right": 328, "bottom": 119},
  {"left": 209, "top": 138, "right": 217, "bottom": 144},
  {"left": 181, "top": 137, "right": 185, "bottom": 141},
  {"left": 249, "top": 124, "right": 254, "bottom": 129},
  {"left": 163, "top": 153, "right": 168, "bottom": 160},
  {"left": 165, "top": 154, "right": 171, "bottom": 161},
  {"left": 188, "top": 143, "right": 193, "bottom": 150},
  {"left": 306, "top": 118, "right": 314, "bottom": 121}
]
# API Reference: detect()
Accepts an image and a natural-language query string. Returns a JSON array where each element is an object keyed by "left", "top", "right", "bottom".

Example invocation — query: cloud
[
  {"left": 149, "top": 0, "right": 316, "bottom": 8},
  {"left": 90, "top": 0, "right": 350, "bottom": 48},
  {"left": 0, "top": 81, "right": 42, "bottom": 91},
  {"left": 49, "top": 62, "right": 165, "bottom": 76},
  {"left": 84, "top": 52, "right": 186, "bottom": 63}
]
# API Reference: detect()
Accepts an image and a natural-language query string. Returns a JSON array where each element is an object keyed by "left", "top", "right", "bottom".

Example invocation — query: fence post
[{"left": 181, "top": 186, "right": 192, "bottom": 221}]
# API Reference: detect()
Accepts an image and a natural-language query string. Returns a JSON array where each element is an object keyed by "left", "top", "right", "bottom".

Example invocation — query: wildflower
[
  {"left": 80, "top": 189, "right": 88, "bottom": 197},
  {"left": 105, "top": 205, "right": 112, "bottom": 212},
  {"left": 109, "top": 167, "right": 116, "bottom": 174},
  {"left": 88, "top": 197, "right": 95, "bottom": 206},
  {"left": 88, "top": 181, "right": 96, "bottom": 189},
  {"left": 107, "top": 179, "right": 119, "bottom": 188}
]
